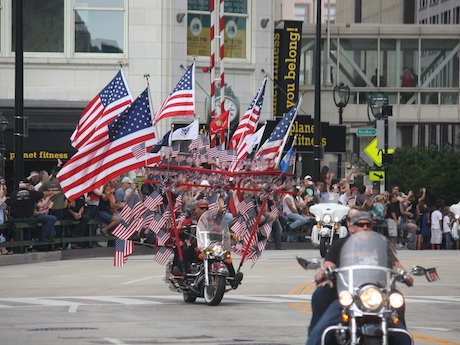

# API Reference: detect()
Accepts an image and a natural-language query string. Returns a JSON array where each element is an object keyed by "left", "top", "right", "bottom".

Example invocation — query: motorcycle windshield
[
  {"left": 337, "top": 231, "right": 396, "bottom": 290},
  {"left": 320, "top": 192, "right": 341, "bottom": 203},
  {"left": 196, "top": 210, "right": 231, "bottom": 251}
]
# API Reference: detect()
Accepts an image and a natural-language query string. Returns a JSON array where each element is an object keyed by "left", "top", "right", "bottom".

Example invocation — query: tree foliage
[{"left": 387, "top": 147, "right": 460, "bottom": 206}]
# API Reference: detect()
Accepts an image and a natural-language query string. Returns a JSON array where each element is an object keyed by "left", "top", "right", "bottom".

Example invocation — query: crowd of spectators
[{"left": 1, "top": 163, "right": 460, "bottom": 255}]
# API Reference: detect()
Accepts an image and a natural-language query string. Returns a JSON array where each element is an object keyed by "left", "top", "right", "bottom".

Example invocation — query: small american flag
[
  {"left": 131, "top": 142, "right": 146, "bottom": 159},
  {"left": 114, "top": 238, "right": 134, "bottom": 267},
  {"left": 156, "top": 229, "right": 171, "bottom": 247},
  {"left": 236, "top": 197, "right": 255, "bottom": 215},
  {"left": 154, "top": 63, "right": 195, "bottom": 125},
  {"left": 155, "top": 246, "right": 173, "bottom": 266},
  {"left": 149, "top": 212, "right": 167, "bottom": 234},
  {"left": 144, "top": 190, "right": 163, "bottom": 211}
]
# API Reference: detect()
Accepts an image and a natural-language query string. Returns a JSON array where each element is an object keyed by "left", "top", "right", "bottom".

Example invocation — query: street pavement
[{"left": 0, "top": 248, "right": 459, "bottom": 345}]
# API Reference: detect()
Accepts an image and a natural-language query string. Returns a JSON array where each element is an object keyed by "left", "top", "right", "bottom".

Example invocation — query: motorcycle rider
[
  {"left": 306, "top": 209, "right": 414, "bottom": 345},
  {"left": 172, "top": 198, "right": 243, "bottom": 289}
]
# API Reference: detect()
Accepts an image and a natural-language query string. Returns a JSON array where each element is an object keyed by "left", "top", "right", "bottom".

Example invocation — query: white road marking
[{"left": 68, "top": 304, "right": 78, "bottom": 313}]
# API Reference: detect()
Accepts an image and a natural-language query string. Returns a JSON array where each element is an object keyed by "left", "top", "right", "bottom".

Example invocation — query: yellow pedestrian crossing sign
[
  {"left": 364, "top": 137, "right": 394, "bottom": 167},
  {"left": 369, "top": 170, "right": 385, "bottom": 181}
]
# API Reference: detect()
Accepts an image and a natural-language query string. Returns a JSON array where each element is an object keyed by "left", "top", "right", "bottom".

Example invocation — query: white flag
[
  {"left": 244, "top": 124, "right": 266, "bottom": 154},
  {"left": 171, "top": 119, "right": 199, "bottom": 141}
]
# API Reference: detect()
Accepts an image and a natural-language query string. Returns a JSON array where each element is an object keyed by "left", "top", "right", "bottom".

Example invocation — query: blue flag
[{"left": 280, "top": 142, "right": 295, "bottom": 173}]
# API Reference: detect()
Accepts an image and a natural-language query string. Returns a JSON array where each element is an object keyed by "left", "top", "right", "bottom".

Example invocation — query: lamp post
[
  {"left": 0, "top": 112, "right": 8, "bottom": 178},
  {"left": 368, "top": 92, "right": 392, "bottom": 191},
  {"left": 333, "top": 82, "right": 350, "bottom": 178}
]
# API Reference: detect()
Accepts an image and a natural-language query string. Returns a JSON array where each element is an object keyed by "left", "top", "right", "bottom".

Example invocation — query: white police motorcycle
[{"left": 309, "top": 192, "right": 349, "bottom": 258}]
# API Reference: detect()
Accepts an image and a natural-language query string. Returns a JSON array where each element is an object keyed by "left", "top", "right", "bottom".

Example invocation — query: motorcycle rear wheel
[{"left": 203, "top": 275, "right": 226, "bottom": 306}]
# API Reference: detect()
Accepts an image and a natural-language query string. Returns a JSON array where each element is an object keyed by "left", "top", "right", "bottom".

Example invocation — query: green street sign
[{"left": 356, "top": 128, "right": 377, "bottom": 136}]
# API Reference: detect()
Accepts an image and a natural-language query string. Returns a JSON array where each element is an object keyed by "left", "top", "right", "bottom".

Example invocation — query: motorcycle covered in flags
[
  {"left": 297, "top": 231, "right": 440, "bottom": 345},
  {"left": 164, "top": 209, "right": 240, "bottom": 306}
]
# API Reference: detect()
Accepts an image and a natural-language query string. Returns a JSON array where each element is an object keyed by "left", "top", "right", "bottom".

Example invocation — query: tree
[{"left": 387, "top": 147, "right": 460, "bottom": 206}]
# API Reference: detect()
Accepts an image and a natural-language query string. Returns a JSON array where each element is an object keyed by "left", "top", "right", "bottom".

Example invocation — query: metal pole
[
  {"left": 337, "top": 106, "right": 343, "bottom": 179},
  {"left": 384, "top": 115, "right": 389, "bottom": 192},
  {"left": 313, "top": 0, "right": 322, "bottom": 182},
  {"left": 14, "top": 0, "right": 24, "bottom": 187}
]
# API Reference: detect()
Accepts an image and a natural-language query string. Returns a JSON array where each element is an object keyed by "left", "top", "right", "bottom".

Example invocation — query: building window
[
  {"left": 294, "top": 4, "right": 309, "bottom": 23},
  {"left": 187, "top": 0, "right": 248, "bottom": 60},
  {"left": 74, "top": 0, "right": 125, "bottom": 53},
  {"left": 12, "top": 0, "right": 64, "bottom": 53},
  {"left": 11, "top": 0, "right": 126, "bottom": 55}
]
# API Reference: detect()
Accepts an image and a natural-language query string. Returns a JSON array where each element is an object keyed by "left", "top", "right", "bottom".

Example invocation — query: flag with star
[
  {"left": 154, "top": 63, "right": 195, "bottom": 125},
  {"left": 71, "top": 69, "right": 133, "bottom": 151},
  {"left": 252, "top": 97, "right": 301, "bottom": 171},
  {"left": 58, "top": 88, "right": 161, "bottom": 201}
]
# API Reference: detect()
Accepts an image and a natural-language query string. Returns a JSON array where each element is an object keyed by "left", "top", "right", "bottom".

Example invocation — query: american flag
[
  {"left": 252, "top": 98, "right": 301, "bottom": 170},
  {"left": 228, "top": 78, "right": 267, "bottom": 150},
  {"left": 155, "top": 246, "right": 173, "bottom": 266},
  {"left": 236, "top": 197, "right": 255, "bottom": 215},
  {"left": 114, "top": 238, "right": 134, "bottom": 267},
  {"left": 229, "top": 120, "right": 266, "bottom": 173},
  {"left": 144, "top": 190, "right": 163, "bottom": 211},
  {"left": 112, "top": 195, "right": 147, "bottom": 240},
  {"left": 131, "top": 142, "right": 146, "bottom": 159},
  {"left": 71, "top": 70, "right": 133, "bottom": 151},
  {"left": 58, "top": 88, "right": 162, "bottom": 201},
  {"left": 149, "top": 211, "right": 168, "bottom": 234},
  {"left": 154, "top": 63, "right": 195, "bottom": 125},
  {"left": 156, "top": 229, "right": 171, "bottom": 247}
]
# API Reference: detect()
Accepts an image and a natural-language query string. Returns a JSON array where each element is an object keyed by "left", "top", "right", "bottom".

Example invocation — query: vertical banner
[{"left": 273, "top": 20, "right": 303, "bottom": 118}]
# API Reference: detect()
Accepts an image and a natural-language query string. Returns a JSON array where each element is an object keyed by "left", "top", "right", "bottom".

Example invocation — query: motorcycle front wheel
[
  {"left": 360, "top": 336, "right": 382, "bottom": 345},
  {"left": 319, "top": 237, "right": 329, "bottom": 258},
  {"left": 203, "top": 275, "right": 226, "bottom": 306},
  {"left": 183, "top": 292, "right": 197, "bottom": 303}
]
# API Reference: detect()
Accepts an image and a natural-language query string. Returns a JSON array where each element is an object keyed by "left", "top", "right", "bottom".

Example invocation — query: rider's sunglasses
[
  {"left": 354, "top": 222, "right": 372, "bottom": 228},
  {"left": 199, "top": 207, "right": 208, "bottom": 210}
]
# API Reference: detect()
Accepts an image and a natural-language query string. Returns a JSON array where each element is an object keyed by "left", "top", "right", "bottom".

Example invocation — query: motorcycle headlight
[
  {"left": 322, "top": 214, "right": 332, "bottom": 223},
  {"left": 389, "top": 292, "right": 404, "bottom": 309},
  {"left": 210, "top": 243, "right": 224, "bottom": 256},
  {"left": 359, "top": 286, "right": 383, "bottom": 311},
  {"left": 338, "top": 291, "right": 353, "bottom": 306}
]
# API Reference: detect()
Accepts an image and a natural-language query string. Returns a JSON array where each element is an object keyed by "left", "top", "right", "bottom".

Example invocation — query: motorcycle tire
[
  {"left": 319, "top": 237, "right": 329, "bottom": 258},
  {"left": 183, "top": 292, "right": 197, "bottom": 303},
  {"left": 360, "top": 336, "right": 382, "bottom": 345},
  {"left": 203, "top": 275, "right": 226, "bottom": 306}
]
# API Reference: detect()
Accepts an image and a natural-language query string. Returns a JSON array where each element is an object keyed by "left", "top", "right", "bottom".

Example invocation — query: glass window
[
  {"left": 420, "top": 39, "right": 459, "bottom": 88},
  {"left": 12, "top": 0, "right": 64, "bottom": 53},
  {"left": 187, "top": 0, "right": 248, "bottom": 60},
  {"left": 74, "top": 0, "right": 125, "bottom": 53},
  {"left": 335, "top": 38, "right": 377, "bottom": 104}
]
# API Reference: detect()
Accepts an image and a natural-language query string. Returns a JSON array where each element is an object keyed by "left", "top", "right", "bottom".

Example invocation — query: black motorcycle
[
  {"left": 298, "top": 231, "right": 439, "bottom": 345},
  {"left": 165, "top": 210, "right": 240, "bottom": 306}
]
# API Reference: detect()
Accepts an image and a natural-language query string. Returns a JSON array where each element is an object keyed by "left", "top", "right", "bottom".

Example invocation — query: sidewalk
[{"left": 0, "top": 241, "right": 315, "bottom": 266}]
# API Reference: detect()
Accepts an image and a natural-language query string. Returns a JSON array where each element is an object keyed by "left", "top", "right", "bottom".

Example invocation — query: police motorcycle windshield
[
  {"left": 196, "top": 210, "right": 231, "bottom": 251},
  {"left": 320, "top": 192, "right": 341, "bottom": 203},
  {"left": 337, "top": 231, "right": 396, "bottom": 291}
]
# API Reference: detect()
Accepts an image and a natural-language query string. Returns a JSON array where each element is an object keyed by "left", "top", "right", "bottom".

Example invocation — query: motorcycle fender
[
  {"left": 209, "top": 262, "right": 230, "bottom": 276},
  {"left": 361, "top": 324, "right": 384, "bottom": 337},
  {"left": 338, "top": 226, "right": 348, "bottom": 238},
  {"left": 311, "top": 227, "right": 320, "bottom": 245}
]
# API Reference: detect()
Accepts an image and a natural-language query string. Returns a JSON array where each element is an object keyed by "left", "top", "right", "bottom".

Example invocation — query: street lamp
[
  {"left": 0, "top": 112, "right": 8, "bottom": 178},
  {"left": 367, "top": 92, "right": 388, "bottom": 122},
  {"left": 333, "top": 82, "right": 350, "bottom": 178}
]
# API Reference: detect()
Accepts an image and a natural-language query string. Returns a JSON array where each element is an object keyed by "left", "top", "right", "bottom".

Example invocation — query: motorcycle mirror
[
  {"left": 296, "top": 256, "right": 322, "bottom": 270},
  {"left": 411, "top": 265, "right": 425, "bottom": 276}
]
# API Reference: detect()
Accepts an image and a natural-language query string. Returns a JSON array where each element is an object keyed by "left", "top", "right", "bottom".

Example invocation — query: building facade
[{"left": 0, "top": 0, "right": 458, "bottom": 183}]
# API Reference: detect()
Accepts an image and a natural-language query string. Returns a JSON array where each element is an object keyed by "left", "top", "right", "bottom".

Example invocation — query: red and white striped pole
[
  {"left": 219, "top": 0, "right": 226, "bottom": 144},
  {"left": 210, "top": 0, "right": 217, "bottom": 147}
]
